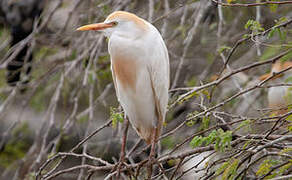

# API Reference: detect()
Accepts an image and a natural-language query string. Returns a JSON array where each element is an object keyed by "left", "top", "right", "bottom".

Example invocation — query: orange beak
[{"left": 76, "top": 23, "right": 113, "bottom": 31}]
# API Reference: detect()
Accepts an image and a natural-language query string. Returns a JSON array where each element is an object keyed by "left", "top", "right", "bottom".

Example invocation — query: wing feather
[
  {"left": 111, "top": 63, "right": 120, "bottom": 100},
  {"left": 147, "top": 33, "right": 169, "bottom": 126}
]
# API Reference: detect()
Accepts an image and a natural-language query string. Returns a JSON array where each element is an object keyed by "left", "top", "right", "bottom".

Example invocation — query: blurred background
[{"left": 0, "top": 0, "right": 291, "bottom": 179}]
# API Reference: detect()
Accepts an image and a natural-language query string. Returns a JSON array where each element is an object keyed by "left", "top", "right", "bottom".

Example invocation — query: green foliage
[
  {"left": 0, "top": 70, "right": 8, "bottom": 89},
  {"left": 110, "top": 107, "right": 124, "bottom": 128},
  {"left": 201, "top": 89, "right": 211, "bottom": 100},
  {"left": 161, "top": 136, "right": 176, "bottom": 149},
  {"left": 285, "top": 76, "right": 292, "bottom": 83},
  {"left": 190, "top": 128, "right": 232, "bottom": 152},
  {"left": 260, "top": 46, "right": 280, "bottom": 61},
  {"left": 0, "top": 123, "right": 31, "bottom": 167},
  {"left": 268, "top": 0, "right": 279, "bottom": 13},
  {"left": 235, "top": 120, "right": 251, "bottom": 132},
  {"left": 200, "top": 116, "right": 210, "bottom": 130},
  {"left": 226, "top": 0, "right": 236, "bottom": 4},
  {"left": 216, "top": 158, "right": 239, "bottom": 180},
  {"left": 245, "top": 20, "right": 265, "bottom": 32},
  {"left": 186, "top": 111, "right": 199, "bottom": 126},
  {"left": 256, "top": 159, "right": 279, "bottom": 176},
  {"left": 276, "top": 28, "right": 287, "bottom": 42},
  {"left": 280, "top": 147, "right": 292, "bottom": 154},
  {"left": 269, "top": 4, "right": 278, "bottom": 12},
  {"left": 0, "top": 28, "right": 10, "bottom": 55},
  {"left": 264, "top": 161, "right": 292, "bottom": 179},
  {"left": 226, "top": 96, "right": 239, "bottom": 108},
  {"left": 275, "top": 17, "right": 288, "bottom": 26},
  {"left": 96, "top": 55, "right": 112, "bottom": 87},
  {"left": 0, "top": 27, "right": 9, "bottom": 38},
  {"left": 102, "top": 4, "right": 111, "bottom": 15},
  {"left": 280, "top": 50, "right": 292, "bottom": 62},
  {"left": 34, "top": 46, "right": 58, "bottom": 60},
  {"left": 186, "top": 76, "right": 197, "bottom": 87},
  {"left": 190, "top": 136, "right": 204, "bottom": 148},
  {"left": 216, "top": 161, "right": 229, "bottom": 176},
  {"left": 267, "top": 17, "right": 288, "bottom": 41},
  {"left": 29, "top": 85, "right": 48, "bottom": 112},
  {"left": 69, "top": 50, "right": 77, "bottom": 61},
  {"left": 216, "top": 129, "right": 232, "bottom": 151},
  {"left": 167, "top": 159, "right": 177, "bottom": 167},
  {"left": 12, "top": 122, "right": 30, "bottom": 136},
  {"left": 26, "top": 172, "right": 37, "bottom": 180},
  {"left": 285, "top": 88, "right": 292, "bottom": 107},
  {"left": 222, "top": 159, "right": 239, "bottom": 180},
  {"left": 277, "top": 162, "right": 292, "bottom": 176},
  {"left": 179, "top": 91, "right": 198, "bottom": 104},
  {"left": 177, "top": 25, "right": 188, "bottom": 39},
  {"left": 242, "top": 139, "right": 252, "bottom": 150},
  {"left": 61, "top": 77, "right": 75, "bottom": 109},
  {"left": 186, "top": 119, "right": 196, "bottom": 127},
  {"left": 286, "top": 114, "right": 292, "bottom": 131},
  {"left": 78, "top": 115, "right": 89, "bottom": 124},
  {"left": 218, "top": 45, "right": 231, "bottom": 54},
  {"left": 206, "top": 52, "right": 216, "bottom": 65}
]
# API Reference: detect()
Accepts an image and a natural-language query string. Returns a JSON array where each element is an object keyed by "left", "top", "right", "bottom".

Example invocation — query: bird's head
[{"left": 76, "top": 11, "right": 148, "bottom": 38}]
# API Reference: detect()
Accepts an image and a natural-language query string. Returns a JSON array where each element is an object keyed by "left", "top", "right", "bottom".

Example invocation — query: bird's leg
[
  {"left": 147, "top": 127, "right": 158, "bottom": 179},
  {"left": 117, "top": 118, "right": 129, "bottom": 179}
]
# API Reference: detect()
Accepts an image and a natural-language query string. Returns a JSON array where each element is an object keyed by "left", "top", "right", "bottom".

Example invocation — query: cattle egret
[
  {"left": 77, "top": 11, "right": 169, "bottom": 157},
  {"left": 260, "top": 61, "right": 292, "bottom": 115}
]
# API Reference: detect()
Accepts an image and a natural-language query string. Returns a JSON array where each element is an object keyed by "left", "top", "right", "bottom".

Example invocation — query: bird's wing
[
  {"left": 147, "top": 35, "right": 169, "bottom": 126},
  {"left": 111, "top": 63, "right": 119, "bottom": 100}
]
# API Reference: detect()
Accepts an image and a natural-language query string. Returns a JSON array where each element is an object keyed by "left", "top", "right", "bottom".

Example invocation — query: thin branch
[{"left": 212, "top": 0, "right": 292, "bottom": 7}]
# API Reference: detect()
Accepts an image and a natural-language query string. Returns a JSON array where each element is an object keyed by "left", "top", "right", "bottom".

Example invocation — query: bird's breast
[{"left": 112, "top": 56, "right": 139, "bottom": 92}]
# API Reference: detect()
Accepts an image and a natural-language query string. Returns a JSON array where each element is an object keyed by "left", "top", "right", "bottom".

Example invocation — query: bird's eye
[{"left": 111, "top": 21, "right": 118, "bottom": 26}]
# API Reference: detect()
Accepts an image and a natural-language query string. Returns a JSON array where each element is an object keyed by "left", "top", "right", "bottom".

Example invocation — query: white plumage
[{"left": 77, "top": 11, "right": 169, "bottom": 143}]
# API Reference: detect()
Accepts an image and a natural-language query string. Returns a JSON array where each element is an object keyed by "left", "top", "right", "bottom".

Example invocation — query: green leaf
[
  {"left": 110, "top": 107, "right": 124, "bottom": 128},
  {"left": 244, "top": 19, "right": 264, "bottom": 32},
  {"left": 242, "top": 139, "right": 252, "bottom": 149},
  {"left": 260, "top": 46, "right": 281, "bottom": 61},
  {"left": 190, "top": 136, "right": 203, "bottom": 148},
  {"left": 222, "top": 159, "right": 239, "bottom": 180},
  {"left": 269, "top": 4, "right": 278, "bottom": 13},
  {"left": 243, "top": 34, "right": 250, "bottom": 38},
  {"left": 200, "top": 116, "right": 210, "bottom": 130},
  {"left": 288, "top": 123, "right": 292, "bottom": 131},
  {"left": 186, "top": 120, "right": 196, "bottom": 127},
  {"left": 189, "top": 129, "right": 233, "bottom": 152},
  {"left": 227, "top": 0, "right": 235, "bottom": 3},
  {"left": 202, "top": 89, "right": 211, "bottom": 99},
  {"left": 256, "top": 160, "right": 278, "bottom": 176},
  {"left": 216, "top": 162, "right": 229, "bottom": 175},
  {"left": 236, "top": 120, "right": 251, "bottom": 131},
  {"left": 278, "top": 162, "right": 292, "bottom": 175},
  {"left": 276, "top": 17, "right": 288, "bottom": 25},
  {"left": 205, "top": 130, "right": 217, "bottom": 145},
  {"left": 245, "top": 19, "right": 253, "bottom": 30},
  {"left": 280, "top": 147, "right": 292, "bottom": 154},
  {"left": 179, "top": 91, "right": 198, "bottom": 104},
  {"left": 276, "top": 28, "right": 286, "bottom": 41},
  {"left": 268, "top": 28, "right": 276, "bottom": 39},
  {"left": 161, "top": 136, "right": 175, "bottom": 149},
  {"left": 186, "top": 76, "right": 197, "bottom": 87},
  {"left": 218, "top": 45, "right": 231, "bottom": 54}
]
